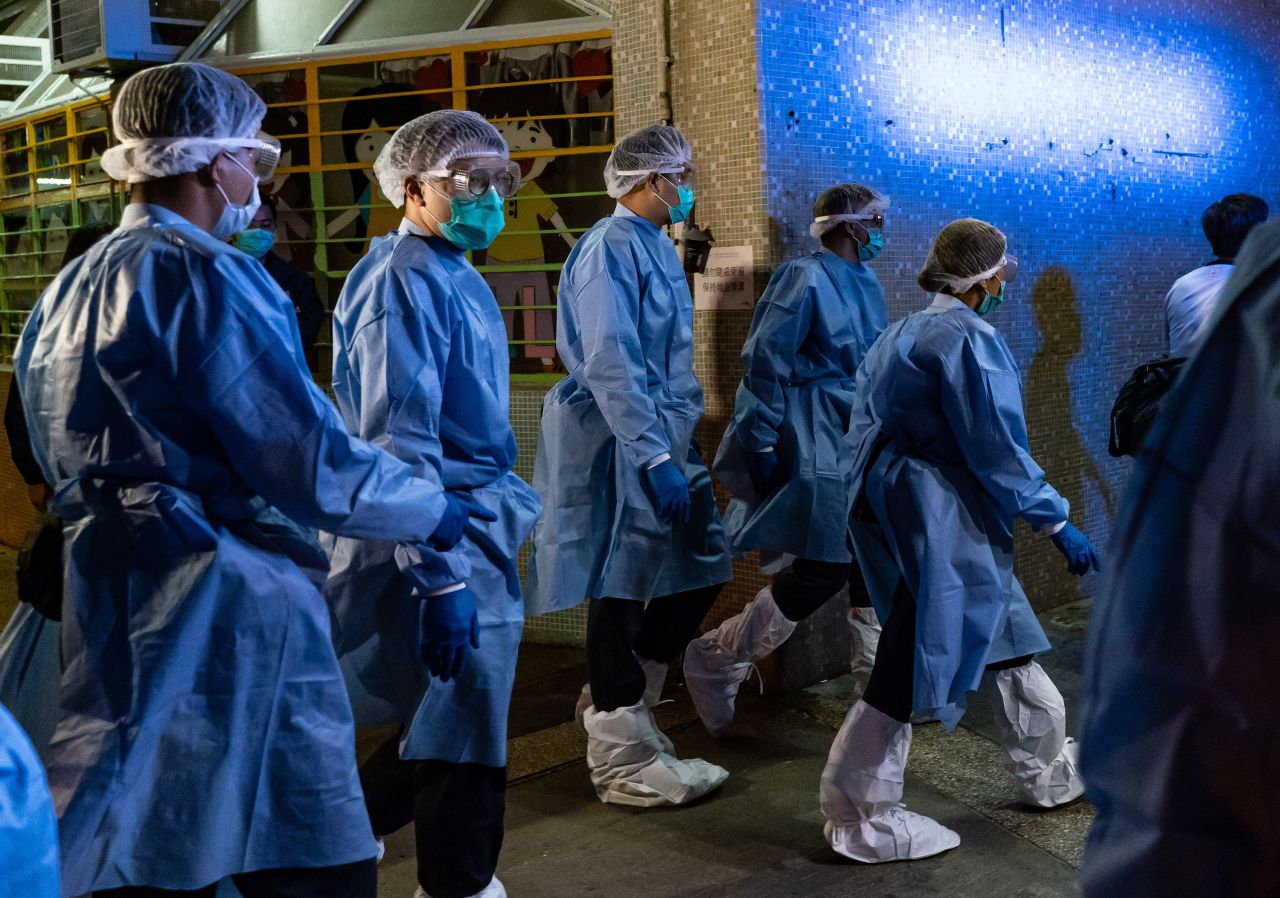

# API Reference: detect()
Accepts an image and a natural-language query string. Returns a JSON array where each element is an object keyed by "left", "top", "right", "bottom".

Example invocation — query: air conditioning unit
[{"left": 47, "top": 0, "right": 226, "bottom": 75}]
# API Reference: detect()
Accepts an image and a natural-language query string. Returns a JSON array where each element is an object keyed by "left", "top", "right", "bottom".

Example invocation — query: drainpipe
[{"left": 657, "top": 0, "right": 673, "bottom": 124}]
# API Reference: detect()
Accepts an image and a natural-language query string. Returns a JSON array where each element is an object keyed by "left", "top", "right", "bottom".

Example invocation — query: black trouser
[
  {"left": 863, "top": 578, "right": 1033, "bottom": 723},
  {"left": 94, "top": 859, "right": 376, "bottom": 898},
  {"left": 360, "top": 732, "right": 506, "bottom": 898},
  {"left": 770, "top": 557, "right": 873, "bottom": 623},
  {"left": 587, "top": 584, "right": 724, "bottom": 712}
]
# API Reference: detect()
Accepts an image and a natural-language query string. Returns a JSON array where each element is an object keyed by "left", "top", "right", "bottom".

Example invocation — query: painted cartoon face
[
  {"left": 492, "top": 118, "right": 553, "bottom": 182},
  {"left": 356, "top": 119, "right": 392, "bottom": 183}
]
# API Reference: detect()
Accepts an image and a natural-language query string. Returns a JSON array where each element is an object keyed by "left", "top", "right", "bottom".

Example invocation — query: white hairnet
[
  {"left": 100, "top": 62, "right": 266, "bottom": 184},
  {"left": 604, "top": 125, "right": 692, "bottom": 199},
  {"left": 918, "top": 218, "right": 1008, "bottom": 294},
  {"left": 809, "top": 183, "right": 891, "bottom": 238},
  {"left": 373, "top": 109, "right": 507, "bottom": 208}
]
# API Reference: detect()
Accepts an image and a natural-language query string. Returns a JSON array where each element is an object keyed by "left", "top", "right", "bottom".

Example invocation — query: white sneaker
[
  {"left": 584, "top": 703, "right": 728, "bottom": 807},
  {"left": 683, "top": 587, "right": 796, "bottom": 736},
  {"left": 820, "top": 700, "right": 960, "bottom": 863},
  {"left": 414, "top": 876, "right": 506, "bottom": 898}
]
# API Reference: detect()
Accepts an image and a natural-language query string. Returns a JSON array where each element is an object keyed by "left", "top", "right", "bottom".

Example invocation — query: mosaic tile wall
[
  {"left": 754, "top": 0, "right": 1280, "bottom": 610},
  {"left": 669, "top": 0, "right": 774, "bottom": 631}
]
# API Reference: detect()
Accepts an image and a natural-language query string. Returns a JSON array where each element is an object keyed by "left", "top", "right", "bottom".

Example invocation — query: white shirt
[{"left": 1165, "top": 263, "right": 1234, "bottom": 357}]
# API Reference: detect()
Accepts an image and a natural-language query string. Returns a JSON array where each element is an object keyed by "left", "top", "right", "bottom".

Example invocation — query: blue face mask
[
  {"left": 976, "top": 279, "right": 1006, "bottom": 316},
  {"left": 437, "top": 188, "right": 506, "bottom": 250},
  {"left": 234, "top": 227, "right": 275, "bottom": 259},
  {"left": 858, "top": 227, "right": 884, "bottom": 262},
  {"left": 211, "top": 154, "right": 261, "bottom": 241},
  {"left": 656, "top": 176, "right": 695, "bottom": 224}
]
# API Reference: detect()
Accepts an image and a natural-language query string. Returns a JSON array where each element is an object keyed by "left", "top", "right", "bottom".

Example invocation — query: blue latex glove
[
  {"left": 419, "top": 587, "right": 481, "bottom": 682},
  {"left": 429, "top": 491, "right": 498, "bottom": 550},
  {"left": 747, "top": 449, "right": 781, "bottom": 496},
  {"left": 1050, "top": 522, "right": 1102, "bottom": 576},
  {"left": 644, "top": 458, "right": 691, "bottom": 524}
]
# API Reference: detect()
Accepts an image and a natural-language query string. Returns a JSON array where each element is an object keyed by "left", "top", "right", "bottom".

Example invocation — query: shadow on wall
[{"left": 1018, "top": 265, "right": 1114, "bottom": 608}]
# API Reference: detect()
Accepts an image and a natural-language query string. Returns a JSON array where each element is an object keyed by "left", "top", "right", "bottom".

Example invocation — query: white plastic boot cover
[
  {"left": 575, "top": 654, "right": 671, "bottom": 744},
  {"left": 987, "top": 660, "right": 1085, "bottom": 808},
  {"left": 682, "top": 587, "right": 797, "bottom": 736},
  {"left": 415, "top": 877, "right": 506, "bottom": 898},
  {"left": 819, "top": 700, "right": 961, "bottom": 863},
  {"left": 846, "top": 606, "right": 881, "bottom": 701},
  {"left": 584, "top": 703, "right": 728, "bottom": 807}
]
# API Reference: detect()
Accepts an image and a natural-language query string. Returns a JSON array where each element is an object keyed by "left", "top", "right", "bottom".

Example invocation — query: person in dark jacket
[{"left": 233, "top": 192, "right": 326, "bottom": 354}]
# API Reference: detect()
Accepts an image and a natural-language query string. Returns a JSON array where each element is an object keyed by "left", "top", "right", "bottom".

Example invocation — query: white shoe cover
[
  {"left": 846, "top": 606, "right": 881, "bottom": 702},
  {"left": 376, "top": 837, "right": 386, "bottom": 864},
  {"left": 987, "top": 661, "right": 1084, "bottom": 808},
  {"left": 415, "top": 877, "right": 506, "bottom": 898},
  {"left": 574, "top": 658, "right": 668, "bottom": 732},
  {"left": 638, "top": 657, "right": 668, "bottom": 708},
  {"left": 683, "top": 587, "right": 797, "bottom": 736},
  {"left": 584, "top": 703, "right": 728, "bottom": 807},
  {"left": 819, "top": 700, "right": 960, "bottom": 863}
]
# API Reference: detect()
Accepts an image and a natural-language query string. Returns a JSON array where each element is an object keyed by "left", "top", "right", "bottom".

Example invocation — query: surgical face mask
[
  {"left": 656, "top": 176, "right": 695, "bottom": 224},
  {"left": 211, "top": 153, "right": 261, "bottom": 241},
  {"left": 426, "top": 182, "right": 506, "bottom": 250},
  {"left": 976, "top": 279, "right": 1006, "bottom": 316},
  {"left": 858, "top": 227, "right": 884, "bottom": 262},
  {"left": 234, "top": 227, "right": 275, "bottom": 259}
]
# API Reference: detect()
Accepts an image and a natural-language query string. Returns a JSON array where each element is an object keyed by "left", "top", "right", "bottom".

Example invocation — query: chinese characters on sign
[{"left": 694, "top": 245, "right": 755, "bottom": 311}]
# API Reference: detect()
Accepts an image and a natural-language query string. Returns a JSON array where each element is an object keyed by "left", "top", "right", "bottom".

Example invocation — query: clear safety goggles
[
  {"left": 615, "top": 164, "right": 698, "bottom": 189},
  {"left": 999, "top": 254, "right": 1019, "bottom": 282},
  {"left": 217, "top": 134, "right": 281, "bottom": 181},
  {"left": 814, "top": 212, "right": 885, "bottom": 230},
  {"left": 425, "top": 159, "right": 522, "bottom": 199}
]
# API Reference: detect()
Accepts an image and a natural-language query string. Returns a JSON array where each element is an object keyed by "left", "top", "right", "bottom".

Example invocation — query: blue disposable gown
[
  {"left": 14, "top": 204, "right": 450, "bottom": 895},
  {"left": 527, "top": 205, "right": 732, "bottom": 612},
  {"left": 1080, "top": 221, "right": 1280, "bottom": 897},
  {"left": 714, "top": 249, "right": 887, "bottom": 563},
  {"left": 0, "top": 703, "right": 58, "bottom": 898},
  {"left": 847, "top": 294, "right": 1065, "bottom": 726},
  {"left": 324, "top": 222, "right": 541, "bottom": 767}
]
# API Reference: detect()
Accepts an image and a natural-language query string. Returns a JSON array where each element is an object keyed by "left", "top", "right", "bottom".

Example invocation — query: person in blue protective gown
[
  {"left": 821, "top": 218, "right": 1101, "bottom": 864},
  {"left": 0, "top": 703, "right": 59, "bottom": 898},
  {"left": 526, "top": 124, "right": 731, "bottom": 807},
  {"left": 323, "top": 109, "right": 541, "bottom": 898},
  {"left": 683, "top": 183, "right": 891, "bottom": 736},
  {"left": 1080, "top": 220, "right": 1280, "bottom": 897},
  {"left": 14, "top": 63, "right": 482, "bottom": 898}
]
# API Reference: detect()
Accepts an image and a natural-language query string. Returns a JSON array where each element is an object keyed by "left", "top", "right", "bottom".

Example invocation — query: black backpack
[{"left": 1108, "top": 356, "right": 1187, "bottom": 457}]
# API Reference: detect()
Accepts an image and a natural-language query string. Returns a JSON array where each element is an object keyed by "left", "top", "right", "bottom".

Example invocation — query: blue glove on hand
[
  {"left": 429, "top": 491, "right": 498, "bottom": 551},
  {"left": 747, "top": 449, "right": 780, "bottom": 496},
  {"left": 1050, "top": 522, "right": 1102, "bottom": 576},
  {"left": 419, "top": 587, "right": 480, "bottom": 682},
  {"left": 644, "top": 458, "right": 691, "bottom": 524}
]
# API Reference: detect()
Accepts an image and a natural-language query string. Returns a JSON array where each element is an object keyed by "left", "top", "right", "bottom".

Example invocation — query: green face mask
[
  {"left": 233, "top": 227, "right": 275, "bottom": 259},
  {"left": 976, "top": 279, "right": 1006, "bottom": 316},
  {"left": 858, "top": 227, "right": 884, "bottom": 262},
  {"left": 439, "top": 189, "right": 506, "bottom": 250}
]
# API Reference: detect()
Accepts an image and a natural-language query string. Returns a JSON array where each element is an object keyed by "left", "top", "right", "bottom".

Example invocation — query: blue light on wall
[{"left": 754, "top": 0, "right": 1280, "bottom": 607}]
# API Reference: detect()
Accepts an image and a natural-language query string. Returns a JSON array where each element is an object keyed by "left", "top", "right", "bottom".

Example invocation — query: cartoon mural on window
[
  {"left": 475, "top": 83, "right": 579, "bottom": 369},
  {"left": 327, "top": 84, "right": 433, "bottom": 252},
  {"left": 468, "top": 42, "right": 615, "bottom": 372}
]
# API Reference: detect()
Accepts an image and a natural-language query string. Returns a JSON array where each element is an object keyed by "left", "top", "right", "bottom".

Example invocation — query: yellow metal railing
[{"left": 0, "top": 28, "right": 616, "bottom": 381}]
